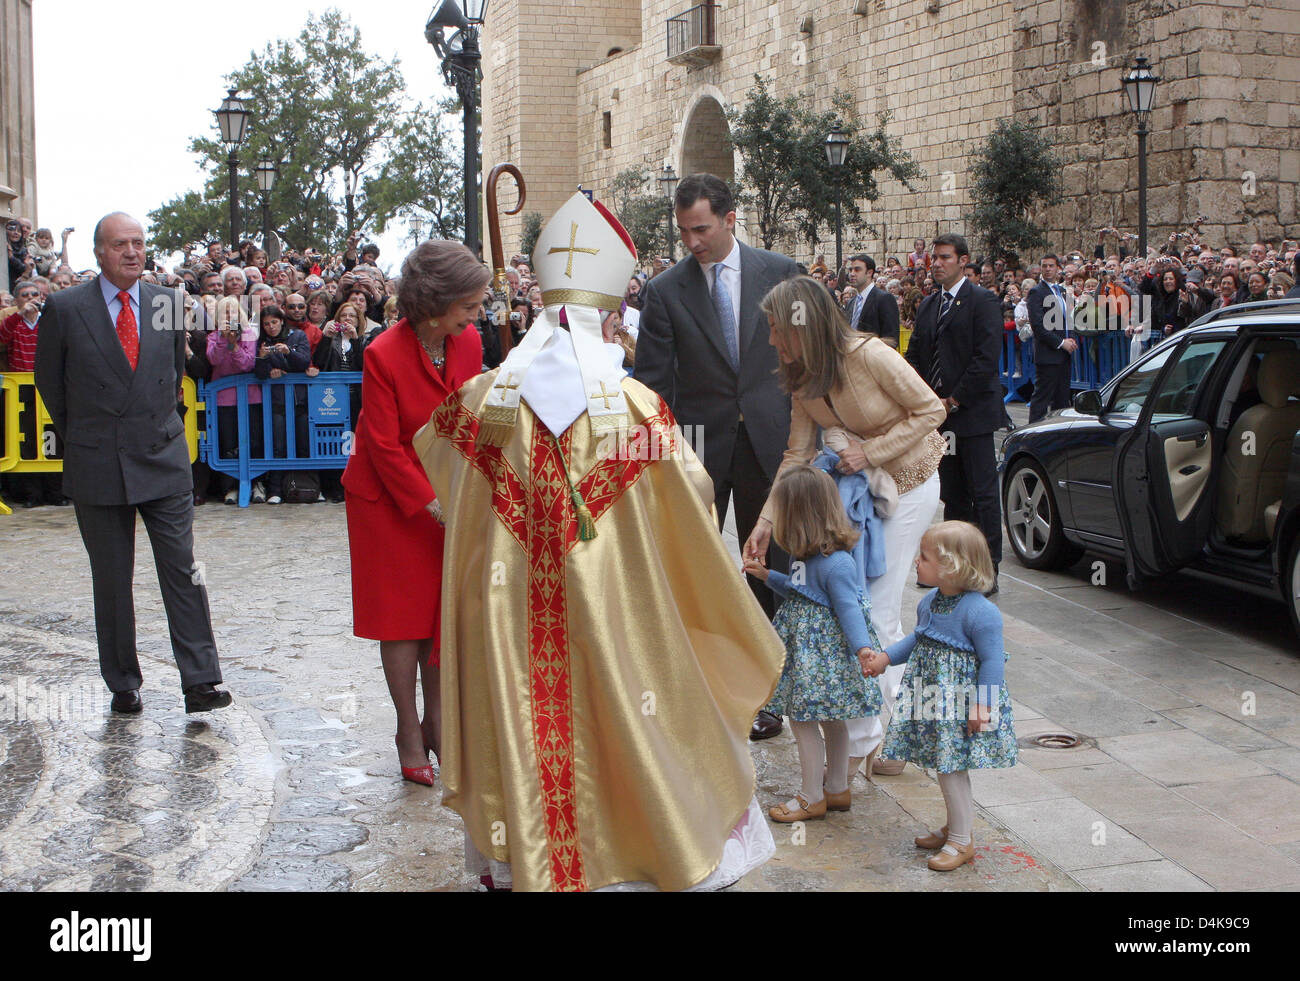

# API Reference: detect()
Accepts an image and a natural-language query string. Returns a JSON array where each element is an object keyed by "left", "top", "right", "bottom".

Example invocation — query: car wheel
[
  {"left": 1003, "top": 458, "right": 1083, "bottom": 570},
  {"left": 1287, "top": 538, "right": 1300, "bottom": 644}
]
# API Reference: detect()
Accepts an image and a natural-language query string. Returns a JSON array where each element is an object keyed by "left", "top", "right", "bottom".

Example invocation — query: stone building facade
[
  {"left": 480, "top": 0, "right": 1299, "bottom": 263},
  {"left": 1, "top": 0, "right": 37, "bottom": 226}
]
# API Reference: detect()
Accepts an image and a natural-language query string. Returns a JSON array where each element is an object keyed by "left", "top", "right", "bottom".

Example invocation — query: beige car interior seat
[{"left": 1216, "top": 348, "right": 1300, "bottom": 543}]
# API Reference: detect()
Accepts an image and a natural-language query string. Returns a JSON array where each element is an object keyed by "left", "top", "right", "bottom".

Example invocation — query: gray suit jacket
[
  {"left": 35, "top": 276, "right": 192, "bottom": 505},
  {"left": 635, "top": 242, "right": 798, "bottom": 486}
]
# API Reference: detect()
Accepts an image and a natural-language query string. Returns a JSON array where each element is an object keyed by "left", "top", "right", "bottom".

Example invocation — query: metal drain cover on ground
[{"left": 1032, "top": 733, "right": 1081, "bottom": 749}]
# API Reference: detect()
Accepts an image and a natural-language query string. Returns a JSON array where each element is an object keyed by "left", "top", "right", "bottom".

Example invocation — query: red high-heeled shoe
[
  {"left": 401, "top": 763, "right": 435, "bottom": 786},
  {"left": 397, "top": 736, "right": 435, "bottom": 786}
]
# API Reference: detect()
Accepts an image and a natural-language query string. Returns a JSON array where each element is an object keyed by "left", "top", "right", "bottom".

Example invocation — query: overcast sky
[{"left": 33, "top": 1, "right": 450, "bottom": 274}]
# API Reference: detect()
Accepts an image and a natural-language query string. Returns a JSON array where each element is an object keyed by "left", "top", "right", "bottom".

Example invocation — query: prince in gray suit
[
  {"left": 35, "top": 213, "right": 230, "bottom": 715},
  {"left": 636, "top": 176, "right": 797, "bottom": 740}
]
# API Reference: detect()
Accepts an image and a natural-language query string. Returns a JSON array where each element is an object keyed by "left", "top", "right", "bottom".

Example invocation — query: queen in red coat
[{"left": 343, "top": 240, "right": 490, "bottom": 786}]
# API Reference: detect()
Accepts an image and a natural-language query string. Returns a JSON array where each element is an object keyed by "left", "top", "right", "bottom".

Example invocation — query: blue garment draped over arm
[{"left": 812, "top": 449, "right": 887, "bottom": 580}]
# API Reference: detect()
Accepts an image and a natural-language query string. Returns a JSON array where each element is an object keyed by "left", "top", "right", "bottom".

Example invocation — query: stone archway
[{"left": 679, "top": 96, "right": 734, "bottom": 184}]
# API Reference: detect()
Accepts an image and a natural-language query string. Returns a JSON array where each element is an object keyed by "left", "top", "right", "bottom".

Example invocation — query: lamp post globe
[
  {"left": 825, "top": 122, "right": 849, "bottom": 274},
  {"left": 255, "top": 158, "right": 279, "bottom": 258},
  {"left": 658, "top": 164, "right": 679, "bottom": 262},
  {"left": 215, "top": 89, "right": 250, "bottom": 250},
  {"left": 427, "top": 1, "right": 490, "bottom": 250},
  {"left": 1121, "top": 57, "right": 1160, "bottom": 259}
]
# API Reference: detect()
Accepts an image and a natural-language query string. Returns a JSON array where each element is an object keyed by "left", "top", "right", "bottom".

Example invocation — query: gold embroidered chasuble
[{"left": 413, "top": 371, "right": 784, "bottom": 892}]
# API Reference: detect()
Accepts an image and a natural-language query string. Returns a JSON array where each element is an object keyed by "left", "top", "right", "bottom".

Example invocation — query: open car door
[{"left": 1113, "top": 337, "right": 1230, "bottom": 586}]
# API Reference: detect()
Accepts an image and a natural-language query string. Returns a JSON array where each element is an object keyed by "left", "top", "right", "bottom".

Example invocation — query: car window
[
  {"left": 1149, "top": 339, "right": 1228, "bottom": 419},
  {"left": 1108, "top": 347, "right": 1175, "bottom": 415}
]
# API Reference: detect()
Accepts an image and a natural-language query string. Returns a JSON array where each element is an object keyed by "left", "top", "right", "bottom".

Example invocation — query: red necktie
[{"left": 116, "top": 290, "right": 139, "bottom": 370}]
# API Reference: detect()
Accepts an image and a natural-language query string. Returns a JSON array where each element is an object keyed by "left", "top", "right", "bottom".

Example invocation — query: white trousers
[{"left": 847, "top": 472, "right": 941, "bottom": 757}]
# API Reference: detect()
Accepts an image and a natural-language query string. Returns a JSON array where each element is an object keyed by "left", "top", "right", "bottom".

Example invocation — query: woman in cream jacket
[{"left": 744, "top": 276, "right": 946, "bottom": 776}]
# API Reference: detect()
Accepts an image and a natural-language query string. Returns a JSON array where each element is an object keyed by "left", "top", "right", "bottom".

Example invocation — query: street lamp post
[
  {"left": 215, "top": 88, "right": 250, "bottom": 252},
  {"left": 658, "top": 164, "right": 679, "bottom": 262},
  {"left": 824, "top": 121, "right": 849, "bottom": 275},
  {"left": 1122, "top": 56, "right": 1160, "bottom": 259},
  {"left": 255, "top": 157, "right": 279, "bottom": 259},
  {"left": 409, "top": 214, "right": 426, "bottom": 248},
  {"left": 427, "top": 1, "right": 490, "bottom": 251}
]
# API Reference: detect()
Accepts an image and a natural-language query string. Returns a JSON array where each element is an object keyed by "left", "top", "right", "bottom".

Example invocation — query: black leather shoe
[
  {"left": 750, "top": 709, "right": 783, "bottom": 741},
  {"left": 184, "top": 683, "right": 233, "bottom": 714},
  {"left": 111, "top": 689, "right": 143, "bottom": 714}
]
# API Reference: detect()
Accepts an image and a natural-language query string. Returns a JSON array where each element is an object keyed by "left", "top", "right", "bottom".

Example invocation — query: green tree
[
  {"left": 150, "top": 9, "right": 426, "bottom": 254},
  {"left": 725, "top": 76, "right": 803, "bottom": 250},
  {"left": 147, "top": 191, "right": 229, "bottom": 254},
  {"left": 607, "top": 169, "right": 670, "bottom": 261},
  {"left": 519, "top": 212, "right": 544, "bottom": 261},
  {"left": 727, "top": 76, "right": 922, "bottom": 255},
  {"left": 793, "top": 97, "right": 923, "bottom": 255},
  {"left": 362, "top": 101, "right": 465, "bottom": 241},
  {"left": 965, "top": 118, "right": 1064, "bottom": 263}
]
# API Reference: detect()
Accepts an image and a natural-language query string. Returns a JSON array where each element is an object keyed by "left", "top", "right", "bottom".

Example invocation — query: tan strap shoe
[
  {"left": 768, "top": 793, "right": 828, "bottom": 823},
  {"left": 927, "top": 842, "right": 976, "bottom": 871},
  {"left": 914, "top": 825, "right": 949, "bottom": 849},
  {"left": 824, "top": 787, "right": 851, "bottom": 812}
]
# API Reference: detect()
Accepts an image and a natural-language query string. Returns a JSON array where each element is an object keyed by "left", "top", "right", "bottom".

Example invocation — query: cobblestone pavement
[{"left": 0, "top": 501, "right": 1077, "bottom": 892}]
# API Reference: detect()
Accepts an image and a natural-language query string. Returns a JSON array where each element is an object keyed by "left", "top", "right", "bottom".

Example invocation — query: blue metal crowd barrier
[
  {"left": 202, "top": 373, "right": 362, "bottom": 507},
  {"left": 999, "top": 332, "right": 1034, "bottom": 403},
  {"left": 1000, "top": 331, "right": 1134, "bottom": 405}
]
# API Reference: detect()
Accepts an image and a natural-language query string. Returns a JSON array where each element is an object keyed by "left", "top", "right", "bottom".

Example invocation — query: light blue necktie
[
  {"left": 853, "top": 292, "right": 865, "bottom": 327},
  {"left": 713, "top": 266, "right": 740, "bottom": 370}
]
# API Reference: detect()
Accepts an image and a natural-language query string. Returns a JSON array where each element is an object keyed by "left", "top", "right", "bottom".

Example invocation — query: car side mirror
[{"left": 1073, "top": 390, "right": 1103, "bottom": 415}]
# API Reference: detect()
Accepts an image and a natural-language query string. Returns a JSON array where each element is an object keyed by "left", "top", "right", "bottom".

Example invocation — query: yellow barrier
[
  {"left": 899, "top": 327, "right": 912, "bottom": 355},
  {"left": 0, "top": 373, "right": 202, "bottom": 515}
]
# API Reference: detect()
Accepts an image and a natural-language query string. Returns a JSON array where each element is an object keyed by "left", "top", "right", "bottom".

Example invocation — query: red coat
[{"left": 343, "top": 319, "right": 482, "bottom": 643}]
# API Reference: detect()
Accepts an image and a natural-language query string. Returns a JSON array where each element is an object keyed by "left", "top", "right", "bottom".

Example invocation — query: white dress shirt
[{"left": 700, "top": 238, "right": 741, "bottom": 329}]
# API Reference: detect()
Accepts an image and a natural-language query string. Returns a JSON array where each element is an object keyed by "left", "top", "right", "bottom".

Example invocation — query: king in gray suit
[{"left": 35, "top": 213, "right": 230, "bottom": 715}]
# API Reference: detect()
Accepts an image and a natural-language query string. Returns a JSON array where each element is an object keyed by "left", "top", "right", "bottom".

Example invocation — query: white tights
[
  {"left": 791, "top": 720, "right": 850, "bottom": 802},
  {"left": 936, "top": 770, "right": 974, "bottom": 853}
]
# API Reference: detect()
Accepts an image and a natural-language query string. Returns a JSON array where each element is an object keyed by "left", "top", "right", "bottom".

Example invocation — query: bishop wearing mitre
[{"left": 413, "top": 192, "right": 785, "bottom": 892}]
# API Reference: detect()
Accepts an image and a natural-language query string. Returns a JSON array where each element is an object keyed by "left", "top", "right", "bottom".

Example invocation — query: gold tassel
[{"left": 572, "top": 491, "right": 597, "bottom": 542}]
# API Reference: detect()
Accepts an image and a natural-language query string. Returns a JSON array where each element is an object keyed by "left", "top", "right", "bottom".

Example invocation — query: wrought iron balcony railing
[{"left": 667, "top": 3, "right": 721, "bottom": 67}]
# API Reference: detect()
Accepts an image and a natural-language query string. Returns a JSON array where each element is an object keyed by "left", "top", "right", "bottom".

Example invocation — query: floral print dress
[
  {"left": 881, "top": 592, "right": 1018, "bottom": 773},
  {"left": 765, "top": 592, "right": 882, "bottom": 723}
]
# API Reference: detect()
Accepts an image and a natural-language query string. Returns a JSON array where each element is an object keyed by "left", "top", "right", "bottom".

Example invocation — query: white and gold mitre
[{"left": 478, "top": 191, "right": 638, "bottom": 447}]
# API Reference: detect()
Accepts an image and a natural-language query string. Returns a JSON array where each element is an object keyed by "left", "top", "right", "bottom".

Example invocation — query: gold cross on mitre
[
  {"left": 548, "top": 221, "right": 601, "bottom": 279},
  {"left": 588, "top": 381, "right": 619, "bottom": 410},
  {"left": 493, "top": 373, "right": 521, "bottom": 397}
]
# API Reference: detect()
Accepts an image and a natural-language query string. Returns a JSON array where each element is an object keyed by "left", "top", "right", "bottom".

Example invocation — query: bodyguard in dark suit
[
  {"left": 636, "top": 174, "right": 797, "bottom": 738},
  {"left": 35, "top": 213, "right": 231, "bottom": 715},
  {"left": 845, "top": 254, "right": 900, "bottom": 346},
  {"left": 1026, "top": 253, "right": 1078, "bottom": 422},
  {"left": 906, "top": 233, "right": 1005, "bottom": 584}
]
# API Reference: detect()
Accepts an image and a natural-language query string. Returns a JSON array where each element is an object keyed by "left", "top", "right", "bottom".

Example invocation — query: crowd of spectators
[
  {"left": 2, "top": 223, "right": 404, "bottom": 507},
  {"left": 805, "top": 228, "right": 1300, "bottom": 352},
  {"left": 4, "top": 212, "right": 1299, "bottom": 510}
]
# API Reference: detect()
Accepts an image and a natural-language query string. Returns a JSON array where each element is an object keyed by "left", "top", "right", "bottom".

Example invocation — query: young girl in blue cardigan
[
  {"left": 863, "top": 521, "right": 1018, "bottom": 871},
  {"left": 745, "top": 466, "right": 883, "bottom": 824}
]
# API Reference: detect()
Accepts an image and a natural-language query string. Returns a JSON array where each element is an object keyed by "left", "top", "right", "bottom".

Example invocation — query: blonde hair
[
  {"left": 214, "top": 295, "right": 250, "bottom": 331},
  {"left": 761, "top": 276, "right": 858, "bottom": 399},
  {"left": 922, "top": 521, "right": 995, "bottom": 594},
  {"left": 768, "top": 465, "right": 860, "bottom": 561}
]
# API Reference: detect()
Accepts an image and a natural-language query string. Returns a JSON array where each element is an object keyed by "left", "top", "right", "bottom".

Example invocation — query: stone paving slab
[{"left": 0, "top": 507, "right": 1079, "bottom": 893}]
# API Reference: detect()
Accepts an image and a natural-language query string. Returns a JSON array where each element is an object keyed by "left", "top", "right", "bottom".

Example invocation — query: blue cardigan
[
  {"left": 765, "top": 550, "right": 874, "bottom": 655},
  {"left": 885, "top": 589, "right": 1006, "bottom": 696}
]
